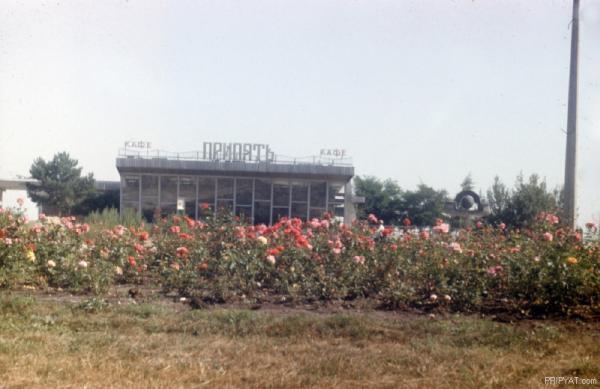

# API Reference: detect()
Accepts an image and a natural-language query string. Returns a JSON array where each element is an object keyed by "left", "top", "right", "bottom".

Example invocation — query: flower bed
[{"left": 1, "top": 207, "right": 599, "bottom": 317}]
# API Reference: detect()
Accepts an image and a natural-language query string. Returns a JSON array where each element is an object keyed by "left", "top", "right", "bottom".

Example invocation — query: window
[
  {"left": 272, "top": 207, "right": 289, "bottom": 222},
  {"left": 160, "top": 176, "right": 178, "bottom": 216},
  {"left": 198, "top": 177, "right": 216, "bottom": 214},
  {"left": 217, "top": 177, "right": 234, "bottom": 199},
  {"left": 328, "top": 183, "right": 345, "bottom": 217},
  {"left": 122, "top": 176, "right": 140, "bottom": 214},
  {"left": 292, "top": 184, "right": 308, "bottom": 202},
  {"left": 254, "top": 201, "right": 271, "bottom": 225},
  {"left": 141, "top": 175, "right": 159, "bottom": 221},
  {"left": 122, "top": 176, "right": 140, "bottom": 203},
  {"left": 179, "top": 176, "right": 197, "bottom": 218},
  {"left": 273, "top": 183, "right": 290, "bottom": 206},
  {"left": 291, "top": 183, "right": 308, "bottom": 220},
  {"left": 309, "top": 182, "right": 327, "bottom": 219},
  {"left": 254, "top": 179, "right": 271, "bottom": 201},
  {"left": 236, "top": 178, "right": 253, "bottom": 205},
  {"left": 310, "top": 182, "right": 326, "bottom": 207}
]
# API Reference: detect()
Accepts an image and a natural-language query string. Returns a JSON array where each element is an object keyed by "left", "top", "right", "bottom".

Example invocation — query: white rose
[{"left": 257, "top": 236, "right": 268, "bottom": 245}]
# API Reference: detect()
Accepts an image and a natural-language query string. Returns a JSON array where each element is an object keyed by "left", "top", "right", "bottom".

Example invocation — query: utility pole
[{"left": 564, "top": 0, "right": 579, "bottom": 229}]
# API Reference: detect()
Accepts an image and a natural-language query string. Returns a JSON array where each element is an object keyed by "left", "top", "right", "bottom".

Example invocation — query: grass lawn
[{"left": 1, "top": 292, "right": 599, "bottom": 388}]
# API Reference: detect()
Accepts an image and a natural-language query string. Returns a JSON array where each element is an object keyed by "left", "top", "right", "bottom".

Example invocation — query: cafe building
[{"left": 117, "top": 142, "right": 358, "bottom": 224}]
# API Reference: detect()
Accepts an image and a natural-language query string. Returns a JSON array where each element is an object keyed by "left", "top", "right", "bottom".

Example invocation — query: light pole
[{"left": 564, "top": 0, "right": 579, "bottom": 229}]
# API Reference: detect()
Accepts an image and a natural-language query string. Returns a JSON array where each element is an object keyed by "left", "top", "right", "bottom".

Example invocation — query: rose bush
[{"left": 1, "top": 205, "right": 599, "bottom": 317}]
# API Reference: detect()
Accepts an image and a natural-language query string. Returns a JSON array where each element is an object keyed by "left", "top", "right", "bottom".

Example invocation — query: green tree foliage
[
  {"left": 353, "top": 176, "right": 403, "bottom": 224},
  {"left": 486, "top": 175, "right": 510, "bottom": 218},
  {"left": 354, "top": 173, "right": 561, "bottom": 229},
  {"left": 26, "top": 152, "right": 97, "bottom": 215},
  {"left": 400, "top": 184, "right": 448, "bottom": 227},
  {"left": 73, "top": 190, "right": 120, "bottom": 215},
  {"left": 486, "top": 173, "right": 561, "bottom": 228},
  {"left": 460, "top": 173, "right": 475, "bottom": 192},
  {"left": 354, "top": 176, "right": 448, "bottom": 226}
]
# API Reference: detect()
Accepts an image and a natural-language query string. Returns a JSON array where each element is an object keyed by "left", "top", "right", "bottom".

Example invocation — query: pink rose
[{"left": 353, "top": 255, "right": 365, "bottom": 265}]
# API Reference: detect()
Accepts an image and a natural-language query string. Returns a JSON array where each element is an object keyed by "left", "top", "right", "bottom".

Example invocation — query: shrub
[{"left": 0, "top": 206, "right": 598, "bottom": 317}]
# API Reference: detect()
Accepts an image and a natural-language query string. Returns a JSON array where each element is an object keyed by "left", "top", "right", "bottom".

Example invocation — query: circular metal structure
[{"left": 454, "top": 190, "right": 482, "bottom": 212}]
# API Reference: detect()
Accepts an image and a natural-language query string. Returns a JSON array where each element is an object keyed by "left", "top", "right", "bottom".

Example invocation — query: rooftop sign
[
  {"left": 124, "top": 141, "right": 152, "bottom": 149},
  {"left": 320, "top": 148, "right": 346, "bottom": 158},
  {"left": 202, "top": 142, "right": 275, "bottom": 162},
  {"left": 118, "top": 142, "right": 352, "bottom": 167}
]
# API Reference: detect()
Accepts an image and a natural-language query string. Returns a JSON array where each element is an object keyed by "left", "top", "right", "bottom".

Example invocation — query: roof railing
[{"left": 117, "top": 148, "right": 353, "bottom": 167}]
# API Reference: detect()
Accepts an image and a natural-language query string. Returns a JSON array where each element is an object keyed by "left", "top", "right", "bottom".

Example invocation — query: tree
[
  {"left": 26, "top": 152, "right": 97, "bottom": 215},
  {"left": 507, "top": 174, "right": 559, "bottom": 227},
  {"left": 73, "top": 189, "right": 120, "bottom": 215},
  {"left": 485, "top": 173, "right": 560, "bottom": 228},
  {"left": 354, "top": 176, "right": 449, "bottom": 226},
  {"left": 400, "top": 184, "right": 448, "bottom": 227},
  {"left": 460, "top": 173, "right": 475, "bottom": 192},
  {"left": 486, "top": 176, "right": 510, "bottom": 224},
  {"left": 353, "top": 176, "right": 403, "bottom": 224}
]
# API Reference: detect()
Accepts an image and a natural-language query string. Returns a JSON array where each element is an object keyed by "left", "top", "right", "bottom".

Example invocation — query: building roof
[
  {"left": 0, "top": 178, "right": 119, "bottom": 191},
  {"left": 116, "top": 151, "right": 354, "bottom": 181}
]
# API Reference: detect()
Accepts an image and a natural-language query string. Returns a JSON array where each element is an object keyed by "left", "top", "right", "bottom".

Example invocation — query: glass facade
[
  {"left": 122, "top": 176, "right": 140, "bottom": 215},
  {"left": 121, "top": 174, "right": 345, "bottom": 224},
  {"left": 141, "top": 175, "right": 158, "bottom": 221}
]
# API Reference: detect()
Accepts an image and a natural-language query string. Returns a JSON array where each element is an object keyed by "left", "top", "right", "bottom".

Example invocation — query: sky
[{"left": 1, "top": 0, "right": 599, "bottom": 224}]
